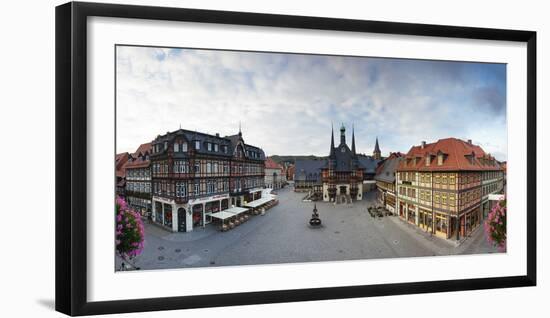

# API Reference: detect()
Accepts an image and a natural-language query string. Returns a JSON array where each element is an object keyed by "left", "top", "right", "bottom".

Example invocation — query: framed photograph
[{"left": 55, "top": 1, "right": 536, "bottom": 316}]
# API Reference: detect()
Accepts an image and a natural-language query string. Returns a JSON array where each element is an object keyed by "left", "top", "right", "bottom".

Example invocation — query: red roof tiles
[
  {"left": 265, "top": 157, "right": 282, "bottom": 170},
  {"left": 126, "top": 143, "right": 152, "bottom": 170},
  {"left": 115, "top": 152, "right": 130, "bottom": 177},
  {"left": 132, "top": 142, "right": 152, "bottom": 157},
  {"left": 398, "top": 138, "right": 503, "bottom": 172}
]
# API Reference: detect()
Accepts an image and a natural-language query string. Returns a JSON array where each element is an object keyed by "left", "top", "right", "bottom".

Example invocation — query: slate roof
[
  {"left": 398, "top": 138, "right": 503, "bottom": 171},
  {"left": 332, "top": 144, "right": 358, "bottom": 172},
  {"left": 375, "top": 153, "right": 403, "bottom": 183},
  {"left": 294, "top": 159, "right": 327, "bottom": 183},
  {"left": 358, "top": 155, "right": 381, "bottom": 174},
  {"left": 152, "top": 129, "right": 265, "bottom": 161},
  {"left": 225, "top": 133, "right": 266, "bottom": 161}
]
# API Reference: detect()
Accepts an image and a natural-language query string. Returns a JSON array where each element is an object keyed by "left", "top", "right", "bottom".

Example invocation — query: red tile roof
[
  {"left": 398, "top": 138, "right": 503, "bottom": 172},
  {"left": 125, "top": 159, "right": 150, "bottom": 169},
  {"left": 115, "top": 152, "right": 130, "bottom": 177},
  {"left": 265, "top": 157, "right": 282, "bottom": 170},
  {"left": 126, "top": 143, "right": 152, "bottom": 170},
  {"left": 132, "top": 142, "right": 152, "bottom": 157}
]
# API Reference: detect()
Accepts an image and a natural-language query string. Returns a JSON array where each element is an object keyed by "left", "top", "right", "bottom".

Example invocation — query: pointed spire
[
  {"left": 351, "top": 124, "right": 356, "bottom": 155},
  {"left": 238, "top": 121, "right": 242, "bottom": 137},
  {"left": 373, "top": 136, "right": 381, "bottom": 160},
  {"left": 329, "top": 122, "right": 335, "bottom": 157}
]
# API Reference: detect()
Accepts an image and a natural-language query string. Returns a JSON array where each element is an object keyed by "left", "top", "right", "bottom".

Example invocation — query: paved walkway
[{"left": 120, "top": 188, "right": 500, "bottom": 271}]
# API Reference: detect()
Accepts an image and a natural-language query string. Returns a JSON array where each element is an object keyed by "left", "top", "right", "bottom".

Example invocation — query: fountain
[{"left": 309, "top": 203, "right": 322, "bottom": 227}]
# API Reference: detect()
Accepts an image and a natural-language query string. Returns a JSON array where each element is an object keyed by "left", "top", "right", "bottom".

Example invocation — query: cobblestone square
[{"left": 119, "top": 187, "right": 499, "bottom": 271}]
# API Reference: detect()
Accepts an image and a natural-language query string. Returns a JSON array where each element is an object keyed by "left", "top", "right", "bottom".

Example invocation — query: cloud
[{"left": 116, "top": 46, "right": 507, "bottom": 161}]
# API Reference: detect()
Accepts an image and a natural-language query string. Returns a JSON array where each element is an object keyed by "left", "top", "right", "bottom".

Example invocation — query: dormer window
[
  {"left": 195, "top": 141, "right": 200, "bottom": 150},
  {"left": 425, "top": 154, "right": 431, "bottom": 166},
  {"left": 174, "top": 143, "right": 179, "bottom": 152},
  {"left": 207, "top": 142, "right": 212, "bottom": 151},
  {"left": 341, "top": 147, "right": 345, "bottom": 153},
  {"left": 181, "top": 142, "right": 188, "bottom": 152},
  {"left": 214, "top": 144, "right": 219, "bottom": 152},
  {"left": 437, "top": 154, "right": 444, "bottom": 165}
]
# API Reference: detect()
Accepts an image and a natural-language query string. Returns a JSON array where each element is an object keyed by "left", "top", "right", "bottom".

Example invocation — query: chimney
[
  {"left": 421, "top": 141, "right": 426, "bottom": 149},
  {"left": 215, "top": 133, "right": 220, "bottom": 137},
  {"left": 467, "top": 139, "right": 472, "bottom": 144}
]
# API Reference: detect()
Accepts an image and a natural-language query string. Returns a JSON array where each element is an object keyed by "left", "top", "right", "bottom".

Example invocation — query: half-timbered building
[
  {"left": 125, "top": 143, "right": 152, "bottom": 217},
  {"left": 396, "top": 138, "right": 504, "bottom": 240},
  {"left": 149, "top": 128, "right": 265, "bottom": 232}
]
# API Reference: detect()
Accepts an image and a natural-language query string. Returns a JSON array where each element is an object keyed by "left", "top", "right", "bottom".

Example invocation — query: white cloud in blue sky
[{"left": 116, "top": 46, "right": 507, "bottom": 160}]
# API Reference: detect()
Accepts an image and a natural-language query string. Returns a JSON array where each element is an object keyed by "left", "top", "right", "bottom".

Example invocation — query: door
[
  {"left": 177, "top": 208, "right": 186, "bottom": 232},
  {"left": 339, "top": 186, "right": 347, "bottom": 195}
]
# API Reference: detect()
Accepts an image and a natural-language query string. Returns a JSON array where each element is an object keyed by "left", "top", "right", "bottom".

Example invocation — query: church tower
[{"left": 373, "top": 137, "right": 381, "bottom": 160}]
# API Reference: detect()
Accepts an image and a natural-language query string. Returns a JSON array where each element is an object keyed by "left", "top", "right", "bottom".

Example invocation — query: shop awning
[
  {"left": 243, "top": 197, "right": 273, "bottom": 208},
  {"left": 224, "top": 207, "right": 249, "bottom": 215},
  {"left": 209, "top": 211, "right": 238, "bottom": 220}
]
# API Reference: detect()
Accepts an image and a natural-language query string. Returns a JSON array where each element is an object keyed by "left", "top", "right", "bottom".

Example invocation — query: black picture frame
[{"left": 55, "top": 1, "right": 537, "bottom": 316}]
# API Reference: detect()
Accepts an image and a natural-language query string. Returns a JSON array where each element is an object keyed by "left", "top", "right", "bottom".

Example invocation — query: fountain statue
[{"left": 309, "top": 203, "right": 322, "bottom": 227}]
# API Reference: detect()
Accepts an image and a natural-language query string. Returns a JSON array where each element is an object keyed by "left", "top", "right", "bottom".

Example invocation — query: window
[
  {"left": 437, "top": 154, "right": 443, "bottom": 165},
  {"left": 195, "top": 141, "right": 200, "bottom": 150},
  {"left": 194, "top": 183, "right": 200, "bottom": 195},
  {"left": 449, "top": 194, "right": 456, "bottom": 206},
  {"left": 181, "top": 142, "right": 188, "bottom": 152},
  {"left": 174, "top": 143, "right": 179, "bottom": 152},
  {"left": 194, "top": 162, "right": 200, "bottom": 173},
  {"left": 176, "top": 182, "right": 187, "bottom": 197},
  {"left": 207, "top": 163, "right": 212, "bottom": 173},
  {"left": 207, "top": 182, "right": 215, "bottom": 194},
  {"left": 207, "top": 143, "right": 212, "bottom": 151},
  {"left": 214, "top": 144, "right": 219, "bottom": 152}
]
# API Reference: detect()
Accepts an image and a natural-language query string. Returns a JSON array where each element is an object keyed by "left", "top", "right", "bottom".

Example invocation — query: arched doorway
[{"left": 177, "top": 208, "right": 186, "bottom": 232}]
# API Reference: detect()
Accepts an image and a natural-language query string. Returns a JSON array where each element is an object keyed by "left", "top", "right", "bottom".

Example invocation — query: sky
[{"left": 116, "top": 45, "right": 507, "bottom": 161}]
